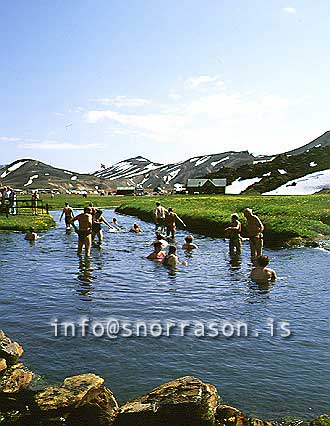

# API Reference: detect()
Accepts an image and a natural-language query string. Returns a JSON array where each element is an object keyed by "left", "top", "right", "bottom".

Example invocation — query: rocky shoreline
[{"left": 1, "top": 330, "right": 329, "bottom": 426}]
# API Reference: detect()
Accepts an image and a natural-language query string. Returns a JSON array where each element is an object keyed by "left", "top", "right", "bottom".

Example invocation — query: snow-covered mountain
[
  {"left": 1, "top": 131, "right": 329, "bottom": 193},
  {"left": 93, "top": 151, "right": 256, "bottom": 188},
  {"left": 0, "top": 159, "right": 109, "bottom": 192},
  {"left": 94, "top": 156, "right": 163, "bottom": 183}
]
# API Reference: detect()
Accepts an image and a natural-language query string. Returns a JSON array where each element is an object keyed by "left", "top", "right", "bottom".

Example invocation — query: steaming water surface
[{"left": 0, "top": 210, "right": 329, "bottom": 420}]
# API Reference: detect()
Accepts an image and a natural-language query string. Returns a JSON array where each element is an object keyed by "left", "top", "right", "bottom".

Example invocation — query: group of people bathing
[
  {"left": 153, "top": 202, "right": 276, "bottom": 282},
  {"left": 25, "top": 201, "right": 276, "bottom": 282}
]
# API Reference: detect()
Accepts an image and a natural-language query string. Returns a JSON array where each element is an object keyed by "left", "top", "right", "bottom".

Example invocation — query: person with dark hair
[
  {"left": 250, "top": 255, "right": 277, "bottom": 282},
  {"left": 153, "top": 232, "right": 169, "bottom": 249},
  {"left": 163, "top": 245, "right": 188, "bottom": 267},
  {"left": 243, "top": 208, "right": 264, "bottom": 259},
  {"left": 25, "top": 227, "right": 39, "bottom": 241},
  {"left": 71, "top": 207, "right": 93, "bottom": 256},
  {"left": 182, "top": 235, "right": 198, "bottom": 250},
  {"left": 130, "top": 223, "right": 143, "bottom": 233},
  {"left": 147, "top": 241, "right": 166, "bottom": 261},
  {"left": 164, "top": 208, "right": 186, "bottom": 239},
  {"left": 224, "top": 213, "right": 242, "bottom": 256},
  {"left": 92, "top": 209, "right": 113, "bottom": 244},
  {"left": 60, "top": 202, "right": 74, "bottom": 230}
]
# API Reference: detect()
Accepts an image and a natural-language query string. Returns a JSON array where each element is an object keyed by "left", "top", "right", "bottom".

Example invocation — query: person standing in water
[
  {"left": 224, "top": 213, "right": 242, "bottom": 256},
  {"left": 244, "top": 208, "right": 264, "bottom": 259},
  {"left": 71, "top": 207, "right": 93, "bottom": 257},
  {"left": 60, "top": 202, "right": 74, "bottom": 230},
  {"left": 92, "top": 209, "right": 113, "bottom": 244},
  {"left": 154, "top": 202, "right": 166, "bottom": 232},
  {"left": 164, "top": 208, "right": 186, "bottom": 239}
]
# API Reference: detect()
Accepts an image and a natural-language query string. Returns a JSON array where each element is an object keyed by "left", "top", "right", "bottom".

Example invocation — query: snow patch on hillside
[
  {"left": 278, "top": 169, "right": 287, "bottom": 175},
  {"left": 24, "top": 175, "right": 39, "bottom": 186},
  {"left": 0, "top": 160, "right": 28, "bottom": 178},
  {"left": 195, "top": 156, "right": 211, "bottom": 166},
  {"left": 211, "top": 156, "right": 230, "bottom": 167},
  {"left": 263, "top": 169, "right": 330, "bottom": 195},
  {"left": 310, "top": 162, "right": 317, "bottom": 167},
  {"left": 226, "top": 177, "right": 262, "bottom": 194}
]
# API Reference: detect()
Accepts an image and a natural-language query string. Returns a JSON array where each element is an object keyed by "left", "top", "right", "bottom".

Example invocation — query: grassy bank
[
  {"left": 0, "top": 213, "right": 56, "bottom": 232},
  {"left": 26, "top": 194, "right": 132, "bottom": 211},
  {"left": 115, "top": 194, "right": 330, "bottom": 247}
]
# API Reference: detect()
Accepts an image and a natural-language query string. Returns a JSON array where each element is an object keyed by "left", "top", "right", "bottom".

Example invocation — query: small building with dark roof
[{"left": 186, "top": 178, "right": 226, "bottom": 194}]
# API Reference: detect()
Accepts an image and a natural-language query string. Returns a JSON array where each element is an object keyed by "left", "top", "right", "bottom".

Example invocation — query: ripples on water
[{"left": 0, "top": 210, "right": 329, "bottom": 420}]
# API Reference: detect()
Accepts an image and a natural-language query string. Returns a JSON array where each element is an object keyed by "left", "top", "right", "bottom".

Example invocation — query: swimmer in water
[
  {"left": 24, "top": 227, "right": 39, "bottom": 241},
  {"left": 153, "top": 232, "right": 169, "bottom": 249},
  {"left": 250, "top": 255, "right": 277, "bottom": 282},
  {"left": 130, "top": 223, "right": 143, "bottom": 233},
  {"left": 147, "top": 241, "right": 166, "bottom": 261},
  {"left": 224, "top": 213, "right": 242, "bottom": 256},
  {"left": 182, "top": 235, "right": 198, "bottom": 250},
  {"left": 111, "top": 217, "right": 121, "bottom": 231},
  {"left": 163, "top": 245, "right": 188, "bottom": 267}
]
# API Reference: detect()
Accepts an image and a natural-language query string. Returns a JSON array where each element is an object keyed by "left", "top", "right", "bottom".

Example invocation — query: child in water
[
  {"left": 250, "top": 255, "right": 277, "bottom": 282},
  {"left": 224, "top": 213, "right": 242, "bottom": 256},
  {"left": 25, "top": 227, "right": 39, "bottom": 241},
  {"left": 147, "top": 241, "right": 166, "bottom": 261},
  {"left": 182, "top": 235, "right": 198, "bottom": 250}
]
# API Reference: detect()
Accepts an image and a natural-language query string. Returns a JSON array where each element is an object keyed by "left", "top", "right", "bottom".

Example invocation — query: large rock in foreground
[
  {"left": 115, "top": 375, "right": 219, "bottom": 426},
  {"left": 0, "top": 330, "right": 24, "bottom": 366},
  {"left": 35, "top": 373, "right": 118, "bottom": 425}
]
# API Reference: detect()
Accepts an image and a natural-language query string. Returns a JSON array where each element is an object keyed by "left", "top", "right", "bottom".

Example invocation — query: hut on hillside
[{"left": 186, "top": 178, "right": 226, "bottom": 194}]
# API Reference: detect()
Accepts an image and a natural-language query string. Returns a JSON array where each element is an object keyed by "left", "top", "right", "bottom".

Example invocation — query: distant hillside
[
  {"left": 94, "top": 151, "right": 257, "bottom": 188},
  {"left": 0, "top": 159, "right": 110, "bottom": 192},
  {"left": 94, "top": 156, "right": 163, "bottom": 183},
  {"left": 1, "top": 131, "right": 329, "bottom": 193},
  {"left": 207, "top": 145, "right": 330, "bottom": 195}
]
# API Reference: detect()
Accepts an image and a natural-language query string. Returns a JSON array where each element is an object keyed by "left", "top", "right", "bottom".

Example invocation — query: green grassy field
[
  {"left": 115, "top": 194, "right": 330, "bottom": 247},
  {"left": 10, "top": 193, "right": 330, "bottom": 246},
  {"left": 0, "top": 213, "right": 56, "bottom": 232}
]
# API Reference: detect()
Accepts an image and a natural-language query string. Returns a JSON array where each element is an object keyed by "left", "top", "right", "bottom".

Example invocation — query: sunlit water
[{"left": 0, "top": 210, "right": 329, "bottom": 420}]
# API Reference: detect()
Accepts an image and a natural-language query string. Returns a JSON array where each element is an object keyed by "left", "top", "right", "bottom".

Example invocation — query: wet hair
[
  {"left": 156, "top": 202, "right": 161, "bottom": 206},
  {"left": 112, "top": 218, "right": 117, "bottom": 223},
  {"left": 88, "top": 203, "right": 93, "bottom": 207},
  {"left": 168, "top": 245, "right": 176, "bottom": 254},
  {"left": 231, "top": 213, "right": 239, "bottom": 220},
  {"left": 156, "top": 233, "right": 165, "bottom": 240},
  {"left": 96, "top": 209, "right": 103, "bottom": 216},
  {"left": 153, "top": 241, "right": 163, "bottom": 249},
  {"left": 65, "top": 202, "right": 69, "bottom": 206},
  {"left": 256, "top": 255, "right": 270, "bottom": 267},
  {"left": 168, "top": 207, "right": 173, "bottom": 212},
  {"left": 185, "top": 235, "right": 193, "bottom": 243},
  {"left": 84, "top": 207, "right": 92, "bottom": 213},
  {"left": 133, "top": 223, "right": 139, "bottom": 228}
]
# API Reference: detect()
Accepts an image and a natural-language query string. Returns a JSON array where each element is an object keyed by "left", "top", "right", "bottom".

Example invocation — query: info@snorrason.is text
[{"left": 50, "top": 318, "right": 292, "bottom": 339}]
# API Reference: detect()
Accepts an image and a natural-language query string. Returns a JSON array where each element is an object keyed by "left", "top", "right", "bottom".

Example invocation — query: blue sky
[{"left": 1, "top": 0, "right": 330, "bottom": 172}]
